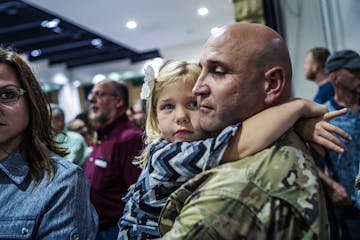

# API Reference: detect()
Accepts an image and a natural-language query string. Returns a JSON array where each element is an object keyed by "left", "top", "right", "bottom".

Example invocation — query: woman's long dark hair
[{"left": 0, "top": 48, "right": 67, "bottom": 185}]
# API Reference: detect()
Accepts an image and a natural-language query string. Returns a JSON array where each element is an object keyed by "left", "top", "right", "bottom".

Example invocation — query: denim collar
[
  {"left": 0, "top": 148, "right": 29, "bottom": 185},
  {"left": 329, "top": 98, "right": 345, "bottom": 110}
]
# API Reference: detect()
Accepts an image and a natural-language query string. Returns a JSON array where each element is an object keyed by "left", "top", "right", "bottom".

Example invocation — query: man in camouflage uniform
[{"left": 159, "top": 22, "right": 329, "bottom": 239}]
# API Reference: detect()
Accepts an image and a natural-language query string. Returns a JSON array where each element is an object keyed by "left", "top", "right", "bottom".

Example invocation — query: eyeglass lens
[{"left": 0, "top": 86, "right": 26, "bottom": 103}]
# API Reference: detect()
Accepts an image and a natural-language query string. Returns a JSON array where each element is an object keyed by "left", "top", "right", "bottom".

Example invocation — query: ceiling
[{"left": 1, "top": 0, "right": 235, "bottom": 69}]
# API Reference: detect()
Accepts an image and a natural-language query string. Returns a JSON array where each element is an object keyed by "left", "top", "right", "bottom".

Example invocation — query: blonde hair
[{"left": 136, "top": 60, "right": 201, "bottom": 166}]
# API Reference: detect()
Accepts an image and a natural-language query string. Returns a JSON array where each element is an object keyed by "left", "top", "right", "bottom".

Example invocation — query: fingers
[
  {"left": 323, "top": 122, "right": 352, "bottom": 141},
  {"left": 312, "top": 119, "right": 352, "bottom": 151},
  {"left": 316, "top": 121, "right": 352, "bottom": 142},
  {"left": 323, "top": 108, "right": 348, "bottom": 120},
  {"left": 313, "top": 136, "right": 345, "bottom": 153}
]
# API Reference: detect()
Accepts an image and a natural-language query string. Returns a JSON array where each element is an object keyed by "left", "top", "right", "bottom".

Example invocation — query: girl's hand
[
  {"left": 295, "top": 108, "right": 351, "bottom": 156},
  {"left": 297, "top": 98, "right": 328, "bottom": 118}
]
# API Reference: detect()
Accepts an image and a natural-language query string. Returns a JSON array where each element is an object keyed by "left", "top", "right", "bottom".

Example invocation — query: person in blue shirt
[
  {"left": 0, "top": 48, "right": 98, "bottom": 239},
  {"left": 324, "top": 49, "right": 360, "bottom": 240},
  {"left": 117, "top": 60, "right": 350, "bottom": 239},
  {"left": 304, "top": 47, "right": 334, "bottom": 104}
]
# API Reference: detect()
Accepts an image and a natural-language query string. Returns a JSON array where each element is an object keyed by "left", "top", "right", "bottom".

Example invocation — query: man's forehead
[
  {"left": 94, "top": 81, "right": 112, "bottom": 90},
  {"left": 346, "top": 68, "right": 360, "bottom": 74},
  {"left": 200, "top": 43, "right": 225, "bottom": 63}
]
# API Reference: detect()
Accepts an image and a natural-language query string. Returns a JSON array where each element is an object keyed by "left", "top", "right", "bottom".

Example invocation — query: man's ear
[
  {"left": 312, "top": 62, "right": 320, "bottom": 73},
  {"left": 263, "top": 66, "right": 286, "bottom": 105},
  {"left": 115, "top": 95, "right": 125, "bottom": 108},
  {"left": 329, "top": 72, "right": 337, "bottom": 85}
]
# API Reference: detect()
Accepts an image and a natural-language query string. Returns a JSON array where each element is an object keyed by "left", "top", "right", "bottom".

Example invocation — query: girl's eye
[
  {"left": 161, "top": 104, "right": 174, "bottom": 110},
  {"left": 188, "top": 100, "right": 198, "bottom": 109}
]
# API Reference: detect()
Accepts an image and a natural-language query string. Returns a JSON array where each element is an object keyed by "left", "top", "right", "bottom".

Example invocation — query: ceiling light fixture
[
  {"left": 30, "top": 49, "right": 42, "bottom": 57},
  {"left": 73, "top": 80, "right": 81, "bottom": 87},
  {"left": 126, "top": 20, "right": 137, "bottom": 29},
  {"left": 197, "top": 7, "right": 208, "bottom": 16},
  {"left": 91, "top": 38, "right": 103, "bottom": 48},
  {"left": 41, "top": 18, "right": 60, "bottom": 28},
  {"left": 52, "top": 73, "right": 68, "bottom": 85}
]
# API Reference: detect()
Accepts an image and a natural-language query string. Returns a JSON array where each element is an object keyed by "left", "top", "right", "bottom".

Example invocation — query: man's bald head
[
  {"left": 194, "top": 22, "right": 293, "bottom": 132},
  {"left": 209, "top": 23, "right": 292, "bottom": 100}
]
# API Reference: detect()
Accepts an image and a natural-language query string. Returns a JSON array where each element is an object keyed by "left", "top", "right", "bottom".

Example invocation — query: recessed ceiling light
[
  {"left": 197, "top": 7, "right": 208, "bottom": 16},
  {"left": 73, "top": 80, "right": 81, "bottom": 87},
  {"left": 41, "top": 18, "right": 60, "bottom": 29},
  {"left": 30, "top": 49, "right": 42, "bottom": 57},
  {"left": 91, "top": 38, "right": 103, "bottom": 49},
  {"left": 52, "top": 73, "right": 68, "bottom": 85},
  {"left": 126, "top": 20, "right": 137, "bottom": 29}
]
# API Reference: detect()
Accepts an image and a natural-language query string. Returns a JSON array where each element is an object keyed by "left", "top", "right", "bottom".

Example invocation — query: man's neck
[
  {"left": 315, "top": 72, "right": 329, "bottom": 86},
  {"left": 334, "top": 92, "right": 359, "bottom": 113},
  {"left": 98, "top": 112, "right": 125, "bottom": 130}
]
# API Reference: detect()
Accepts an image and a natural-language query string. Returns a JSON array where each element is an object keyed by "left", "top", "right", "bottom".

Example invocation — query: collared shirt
[
  {"left": 84, "top": 114, "right": 143, "bottom": 223},
  {"left": 0, "top": 148, "right": 98, "bottom": 239},
  {"left": 159, "top": 131, "right": 329, "bottom": 239},
  {"left": 314, "top": 81, "right": 334, "bottom": 104},
  {"left": 325, "top": 99, "right": 360, "bottom": 208},
  {"left": 117, "top": 124, "right": 239, "bottom": 240}
]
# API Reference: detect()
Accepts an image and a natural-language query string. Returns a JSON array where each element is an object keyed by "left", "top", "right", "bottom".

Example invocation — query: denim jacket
[{"left": 0, "top": 149, "right": 98, "bottom": 239}]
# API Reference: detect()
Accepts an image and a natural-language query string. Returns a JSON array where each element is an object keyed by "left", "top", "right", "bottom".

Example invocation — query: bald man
[{"left": 159, "top": 23, "right": 329, "bottom": 239}]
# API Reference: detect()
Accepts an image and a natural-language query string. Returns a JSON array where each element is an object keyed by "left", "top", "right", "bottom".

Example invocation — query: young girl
[{"left": 117, "top": 60, "right": 349, "bottom": 239}]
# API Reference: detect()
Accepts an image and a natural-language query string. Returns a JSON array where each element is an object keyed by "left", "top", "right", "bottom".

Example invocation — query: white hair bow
[{"left": 140, "top": 65, "right": 155, "bottom": 100}]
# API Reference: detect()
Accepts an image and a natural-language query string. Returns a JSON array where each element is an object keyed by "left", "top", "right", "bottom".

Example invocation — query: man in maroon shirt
[{"left": 84, "top": 80, "right": 143, "bottom": 239}]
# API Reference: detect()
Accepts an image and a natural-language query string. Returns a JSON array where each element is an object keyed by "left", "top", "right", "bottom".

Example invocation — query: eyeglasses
[
  {"left": 0, "top": 86, "right": 27, "bottom": 104},
  {"left": 87, "top": 91, "right": 118, "bottom": 101}
]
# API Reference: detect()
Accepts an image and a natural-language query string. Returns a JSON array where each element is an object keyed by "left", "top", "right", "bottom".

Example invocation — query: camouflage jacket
[{"left": 159, "top": 131, "right": 329, "bottom": 240}]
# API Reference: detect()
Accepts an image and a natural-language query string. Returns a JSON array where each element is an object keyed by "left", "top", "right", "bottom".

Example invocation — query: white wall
[{"left": 280, "top": 0, "right": 360, "bottom": 100}]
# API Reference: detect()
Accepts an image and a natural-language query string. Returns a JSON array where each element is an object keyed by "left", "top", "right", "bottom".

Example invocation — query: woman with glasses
[{"left": 0, "top": 48, "right": 98, "bottom": 239}]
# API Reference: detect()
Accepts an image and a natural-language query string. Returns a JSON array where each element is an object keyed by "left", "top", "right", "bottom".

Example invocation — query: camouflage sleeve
[
  {"left": 160, "top": 131, "right": 327, "bottom": 239},
  {"left": 161, "top": 188, "right": 315, "bottom": 240}
]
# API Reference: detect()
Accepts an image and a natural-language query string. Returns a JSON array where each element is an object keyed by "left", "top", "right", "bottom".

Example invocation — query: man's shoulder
[
  {"left": 111, "top": 119, "right": 143, "bottom": 141},
  {"left": 193, "top": 130, "right": 321, "bottom": 213},
  {"left": 159, "top": 131, "right": 327, "bottom": 237}
]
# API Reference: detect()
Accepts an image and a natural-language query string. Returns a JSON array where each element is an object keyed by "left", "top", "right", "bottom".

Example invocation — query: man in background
[
  {"left": 323, "top": 49, "right": 360, "bottom": 239},
  {"left": 304, "top": 47, "right": 334, "bottom": 103},
  {"left": 304, "top": 47, "right": 340, "bottom": 237},
  {"left": 84, "top": 80, "right": 143, "bottom": 240},
  {"left": 129, "top": 99, "right": 147, "bottom": 130},
  {"left": 50, "top": 103, "right": 88, "bottom": 167}
]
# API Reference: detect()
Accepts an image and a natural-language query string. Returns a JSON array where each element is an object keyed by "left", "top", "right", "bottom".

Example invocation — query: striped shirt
[{"left": 117, "top": 124, "right": 239, "bottom": 239}]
